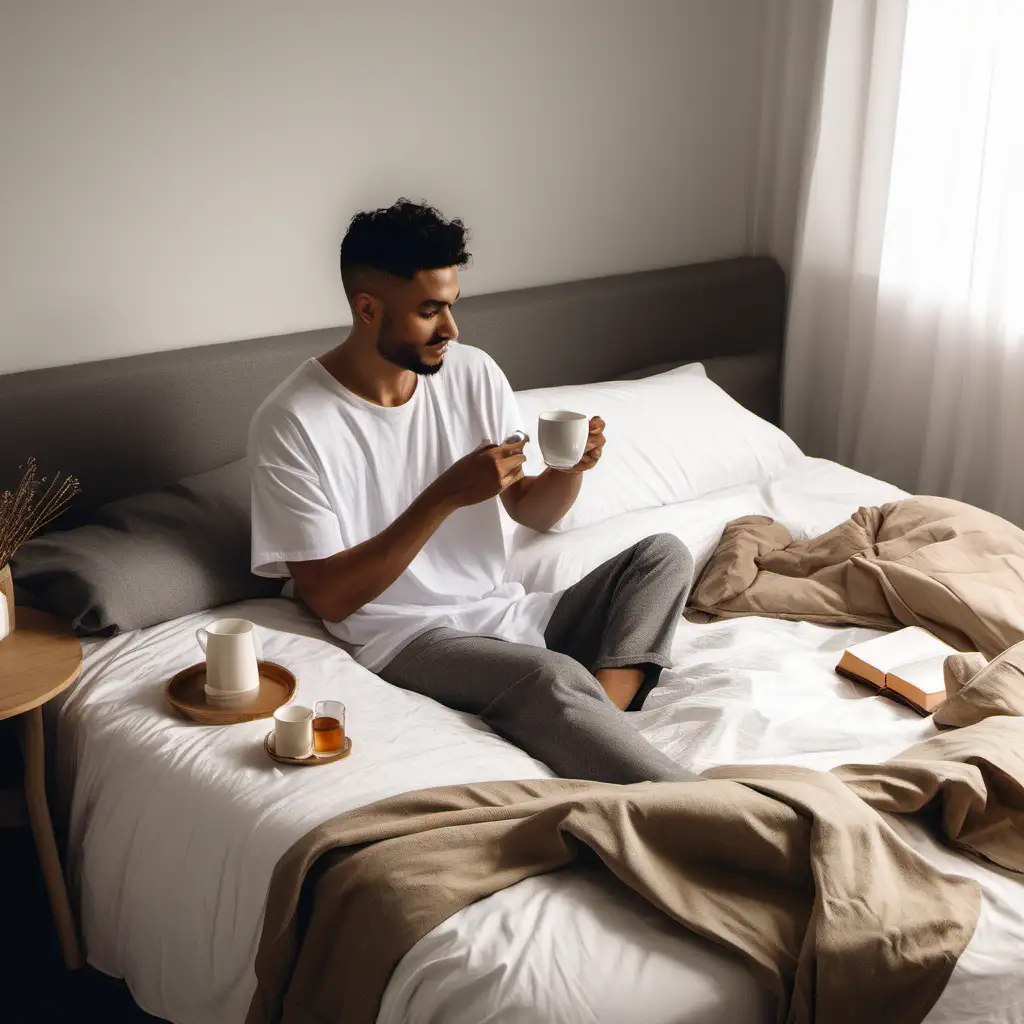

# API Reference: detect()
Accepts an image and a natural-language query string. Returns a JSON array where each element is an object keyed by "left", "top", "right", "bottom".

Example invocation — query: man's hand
[
  {"left": 556, "top": 416, "right": 606, "bottom": 474},
  {"left": 427, "top": 437, "right": 527, "bottom": 512}
]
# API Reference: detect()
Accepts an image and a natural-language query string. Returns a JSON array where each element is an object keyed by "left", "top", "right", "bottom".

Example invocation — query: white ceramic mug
[
  {"left": 196, "top": 617, "right": 264, "bottom": 697},
  {"left": 538, "top": 410, "right": 589, "bottom": 469},
  {"left": 273, "top": 704, "right": 314, "bottom": 759}
]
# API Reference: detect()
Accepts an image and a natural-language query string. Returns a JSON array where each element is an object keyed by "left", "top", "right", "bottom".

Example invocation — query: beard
[{"left": 376, "top": 316, "right": 446, "bottom": 376}]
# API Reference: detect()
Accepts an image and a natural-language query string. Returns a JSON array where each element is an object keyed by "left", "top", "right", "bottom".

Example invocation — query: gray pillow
[{"left": 11, "top": 459, "right": 282, "bottom": 636}]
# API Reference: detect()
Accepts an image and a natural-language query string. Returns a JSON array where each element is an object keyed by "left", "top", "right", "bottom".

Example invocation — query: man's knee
[{"left": 635, "top": 533, "right": 693, "bottom": 578}]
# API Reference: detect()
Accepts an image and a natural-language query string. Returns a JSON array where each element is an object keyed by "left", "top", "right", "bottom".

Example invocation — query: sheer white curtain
[{"left": 783, "top": 0, "right": 1024, "bottom": 525}]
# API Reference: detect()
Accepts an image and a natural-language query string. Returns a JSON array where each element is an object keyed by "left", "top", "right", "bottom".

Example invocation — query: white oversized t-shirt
[{"left": 248, "top": 342, "right": 561, "bottom": 672}]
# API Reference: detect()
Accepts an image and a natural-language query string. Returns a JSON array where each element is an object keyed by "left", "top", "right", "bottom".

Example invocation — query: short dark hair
[{"left": 339, "top": 198, "right": 471, "bottom": 296}]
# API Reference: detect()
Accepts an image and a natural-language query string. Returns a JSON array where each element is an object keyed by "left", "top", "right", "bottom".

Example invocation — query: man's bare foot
[{"left": 595, "top": 667, "right": 644, "bottom": 710}]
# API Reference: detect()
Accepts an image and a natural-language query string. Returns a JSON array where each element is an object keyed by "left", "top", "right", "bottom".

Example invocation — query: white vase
[{"left": 0, "top": 562, "right": 12, "bottom": 641}]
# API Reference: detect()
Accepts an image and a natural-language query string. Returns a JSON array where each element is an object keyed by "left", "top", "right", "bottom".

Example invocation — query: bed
[{"left": 4, "top": 257, "right": 1024, "bottom": 1024}]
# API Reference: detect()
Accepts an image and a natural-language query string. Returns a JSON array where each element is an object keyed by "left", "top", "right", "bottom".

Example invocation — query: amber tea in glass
[{"left": 312, "top": 699, "right": 345, "bottom": 756}]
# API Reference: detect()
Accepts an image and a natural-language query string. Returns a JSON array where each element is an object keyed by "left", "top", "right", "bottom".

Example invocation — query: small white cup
[
  {"left": 538, "top": 410, "right": 589, "bottom": 469},
  {"left": 196, "top": 618, "right": 264, "bottom": 698},
  {"left": 273, "top": 704, "right": 314, "bottom": 759}
]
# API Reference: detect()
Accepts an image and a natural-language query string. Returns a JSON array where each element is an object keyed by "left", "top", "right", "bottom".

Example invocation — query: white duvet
[{"left": 58, "top": 457, "right": 1024, "bottom": 1024}]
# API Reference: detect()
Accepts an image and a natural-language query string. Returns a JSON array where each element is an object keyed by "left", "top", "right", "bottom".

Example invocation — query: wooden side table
[{"left": 0, "top": 607, "right": 85, "bottom": 969}]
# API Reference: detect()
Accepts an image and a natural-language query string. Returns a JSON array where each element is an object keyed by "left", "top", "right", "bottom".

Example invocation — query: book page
[
  {"left": 841, "top": 627, "right": 956, "bottom": 675},
  {"left": 888, "top": 655, "right": 947, "bottom": 698}
]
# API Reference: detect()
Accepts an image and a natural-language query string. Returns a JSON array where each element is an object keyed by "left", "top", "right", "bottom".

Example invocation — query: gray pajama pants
[{"left": 379, "top": 534, "right": 696, "bottom": 784}]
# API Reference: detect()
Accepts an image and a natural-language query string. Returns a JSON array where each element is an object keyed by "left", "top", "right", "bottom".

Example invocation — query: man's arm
[
  {"left": 502, "top": 416, "right": 606, "bottom": 532},
  {"left": 500, "top": 469, "right": 583, "bottom": 533},
  {"left": 289, "top": 439, "right": 526, "bottom": 622}
]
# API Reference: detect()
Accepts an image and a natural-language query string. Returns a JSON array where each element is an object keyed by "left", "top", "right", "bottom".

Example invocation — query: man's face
[{"left": 375, "top": 267, "right": 461, "bottom": 375}]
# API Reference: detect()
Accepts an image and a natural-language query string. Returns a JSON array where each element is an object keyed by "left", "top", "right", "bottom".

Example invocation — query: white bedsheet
[{"left": 60, "top": 457, "right": 1024, "bottom": 1024}]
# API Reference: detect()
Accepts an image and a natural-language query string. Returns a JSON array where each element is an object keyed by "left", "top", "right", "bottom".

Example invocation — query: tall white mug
[
  {"left": 273, "top": 704, "right": 314, "bottom": 759},
  {"left": 196, "top": 617, "right": 264, "bottom": 697},
  {"left": 538, "top": 410, "right": 589, "bottom": 469}
]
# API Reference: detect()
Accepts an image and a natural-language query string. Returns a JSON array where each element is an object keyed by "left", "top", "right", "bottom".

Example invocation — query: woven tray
[
  {"left": 264, "top": 732, "right": 353, "bottom": 766},
  {"left": 166, "top": 661, "right": 297, "bottom": 725}
]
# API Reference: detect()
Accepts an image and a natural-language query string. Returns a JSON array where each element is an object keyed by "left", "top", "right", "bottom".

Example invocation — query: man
[{"left": 249, "top": 199, "right": 695, "bottom": 784}]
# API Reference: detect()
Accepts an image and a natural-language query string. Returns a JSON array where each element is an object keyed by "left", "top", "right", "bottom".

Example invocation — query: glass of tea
[{"left": 312, "top": 700, "right": 345, "bottom": 757}]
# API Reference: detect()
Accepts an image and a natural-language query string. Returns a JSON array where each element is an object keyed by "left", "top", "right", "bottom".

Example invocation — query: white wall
[
  {"left": 749, "top": 0, "right": 826, "bottom": 271},
  {"left": 0, "top": 0, "right": 814, "bottom": 375}
]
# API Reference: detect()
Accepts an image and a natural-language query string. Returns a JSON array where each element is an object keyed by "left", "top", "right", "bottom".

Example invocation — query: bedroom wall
[{"left": 0, "top": 0, "right": 819, "bottom": 375}]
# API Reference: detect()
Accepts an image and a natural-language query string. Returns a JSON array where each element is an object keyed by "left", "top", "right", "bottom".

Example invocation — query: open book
[{"left": 835, "top": 627, "right": 960, "bottom": 715}]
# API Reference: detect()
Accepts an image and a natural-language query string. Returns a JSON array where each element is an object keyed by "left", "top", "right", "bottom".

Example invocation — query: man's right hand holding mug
[{"left": 427, "top": 435, "right": 528, "bottom": 512}]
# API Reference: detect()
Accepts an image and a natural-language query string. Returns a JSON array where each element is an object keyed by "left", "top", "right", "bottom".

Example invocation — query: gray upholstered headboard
[{"left": 0, "top": 256, "right": 785, "bottom": 521}]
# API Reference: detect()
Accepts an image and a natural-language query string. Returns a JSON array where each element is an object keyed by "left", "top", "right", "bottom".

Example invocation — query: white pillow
[
  {"left": 506, "top": 482, "right": 771, "bottom": 594},
  {"left": 512, "top": 365, "right": 802, "bottom": 533},
  {"left": 615, "top": 360, "right": 708, "bottom": 381}
]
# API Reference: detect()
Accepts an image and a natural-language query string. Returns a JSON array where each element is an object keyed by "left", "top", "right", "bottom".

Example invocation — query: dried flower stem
[{"left": 0, "top": 458, "right": 81, "bottom": 566}]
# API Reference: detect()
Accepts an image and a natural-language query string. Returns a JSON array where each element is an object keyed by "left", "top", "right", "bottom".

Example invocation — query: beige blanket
[
  {"left": 247, "top": 642, "right": 1024, "bottom": 1024},
  {"left": 690, "top": 496, "right": 1024, "bottom": 658}
]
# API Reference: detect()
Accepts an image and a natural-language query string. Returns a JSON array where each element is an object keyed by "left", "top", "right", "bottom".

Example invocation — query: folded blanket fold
[{"left": 939, "top": 639, "right": 1024, "bottom": 727}]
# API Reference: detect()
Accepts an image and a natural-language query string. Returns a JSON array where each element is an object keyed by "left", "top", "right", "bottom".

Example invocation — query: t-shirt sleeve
[
  {"left": 250, "top": 461, "right": 344, "bottom": 577},
  {"left": 482, "top": 354, "right": 525, "bottom": 444}
]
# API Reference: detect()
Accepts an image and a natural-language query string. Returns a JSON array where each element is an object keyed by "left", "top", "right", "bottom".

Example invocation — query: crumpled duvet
[{"left": 690, "top": 495, "right": 1024, "bottom": 659}]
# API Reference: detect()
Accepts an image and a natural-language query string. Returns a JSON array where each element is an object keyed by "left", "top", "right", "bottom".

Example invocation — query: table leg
[{"left": 17, "top": 705, "right": 84, "bottom": 969}]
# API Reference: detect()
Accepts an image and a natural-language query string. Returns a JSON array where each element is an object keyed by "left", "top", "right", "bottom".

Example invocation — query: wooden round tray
[
  {"left": 264, "top": 732, "right": 352, "bottom": 766},
  {"left": 166, "top": 661, "right": 297, "bottom": 725}
]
